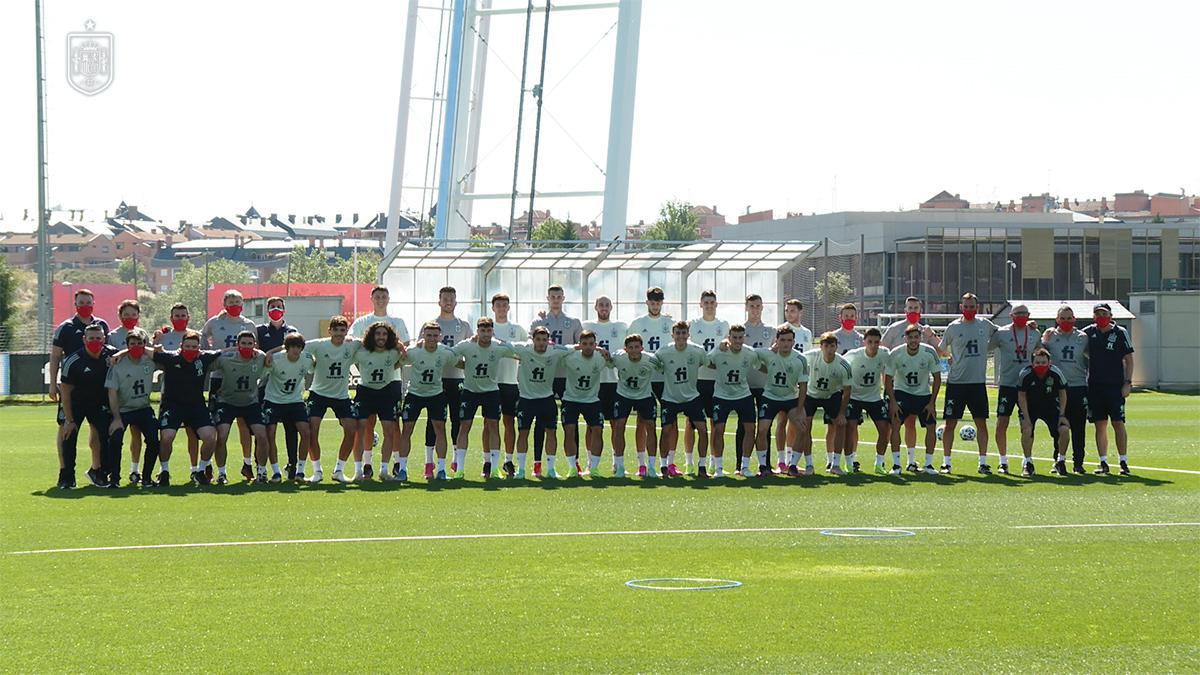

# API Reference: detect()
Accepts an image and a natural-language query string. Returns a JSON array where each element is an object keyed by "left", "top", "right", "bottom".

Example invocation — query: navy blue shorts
[
  {"left": 262, "top": 401, "right": 309, "bottom": 426},
  {"left": 696, "top": 379, "right": 716, "bottom": 417},
  {"left": 354, "top": 386, "right": 399, "bottom": 422},
  {"left": 894, "top": 391, "right": 935, "bottom": 427},
  {"left": 803, "top": 392, "right": 844, "bottom": 425},
  {"left": 660, "top": 399, "right": 705, "bottom": 428},
  {"left": 460, "top": 390, "right": 502, "bottom": 421},
  {"left": 119, "top": 406, "right": 159, "bottom": 435},
  {"left": 996, "top": 385, "right": 1020, "bottom": 418},
  {"left": 499, "top": 383, "right": 519, "bottom": 417},
  {"left": 517, "top": 396, "right": 557, "bottom": 431},
  {"left": 400, "top": 392, "right": 446, "bottom": 423},
  {"left": 1087, "top": 383, "right": 1126, "bottom": 423},
  {"left": 159, "top": 404, "right": 215, "bottom": 431},
  {"left": 846, "top": 397, "right": 889, "bottom": 425},
  {"left": 214, "top": 402, "right": 264, "bottom": 427},
  {"left": 758, "top": 396, "right": 797, "bottom": 421},
  {"left": 306, "top": 393, "right": 354, "bottom": 420},
  {"left": 1019, "top": 405, "right": 1062, "bottom": 439},
  {"left": 561, "top": 400, "right": 603, "bottom": 429},
  {"left": 598, "top": 382, "right": 618, "bottom": 421},
  {"left": 711, "top": 395, "right": 756, "bottom": 426},
  {"left": 612, "top": 394, "right": 656, "bottom": 422},
  {"left": 943, "top": 382, "right": 989, "bottom": 420}
]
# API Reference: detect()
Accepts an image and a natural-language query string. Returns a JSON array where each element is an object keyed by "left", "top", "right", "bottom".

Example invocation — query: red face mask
[
  {"left": 181, "top": 347, "right": 200, "bottom": 362},
  {"left": 171, "top": 318, "right": 189, "bottom": 331},
  {"left": 225, "top": 305, "right": 243, "bottom": 318},
  {"left": 238, "top": 347, "right": 255, "bottom": 359},
  {"left": 121, "top": 317, "right": 138, "bottom": 330},
  {"left": 841, "top": 319, "right": 856, "bottom": 331},
  {"left": 76, "top": 305, "right": 94, "bottom": 319},
  {"left": 84, "top": 340, "right": 103, "bottom": 356},
  {"left": 1012, "top": 315, "right": 1029, "bottom": 328},
  {"left": 1095, "top": 315, "right": 1112, "bottom": 329},
  {"left": 962, "top": 309, "right": 977, "bottom": 321},
  {"left": 1057, "top": 319, "right": 1075, "bottom": 332},
  {"left": 128, "top": 344, "right": 146, "bottom": 359},
  {"left": 268, "top": 308, "right": 285, "bottom": 322},
  {"left": 905, "top": 311, "right": 921, "bottom": 325},
  {"left": 1033, "top": 364, "right": 1050, "bottom": 378}
]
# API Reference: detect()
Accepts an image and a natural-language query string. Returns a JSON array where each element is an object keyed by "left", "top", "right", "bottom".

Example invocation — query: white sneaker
[
  {"left": 890, "top": 467, "right": 902, "bottom": 476},
  {"left": 829, "top": 466, "right": 846, "bottom": 476},
  {"left": 333, "top": 469, "right": 351, "bottom": 484},
  {"left": 714, "top": 468, "right": 726, "bottom": 478},
  {"left": 308, "top": 470, "right": 324, "bottom": 483},
  {"left": 923, "top": 465, "right": 938, "bottom": 475}
]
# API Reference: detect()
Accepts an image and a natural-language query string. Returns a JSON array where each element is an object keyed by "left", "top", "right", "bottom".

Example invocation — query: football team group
[{"left": 49, "top": 282, "right": 1135, "bottom": 490}]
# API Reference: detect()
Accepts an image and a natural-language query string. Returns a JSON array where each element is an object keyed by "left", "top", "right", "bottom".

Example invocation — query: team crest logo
[{"left": 67, "top": 20, "right": 114, "bottom": 96}]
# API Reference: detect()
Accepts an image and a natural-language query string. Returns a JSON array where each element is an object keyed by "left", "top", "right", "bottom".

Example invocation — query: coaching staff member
[{"left": 1083, "top": 303, "right": 1134, "bottom": 476}]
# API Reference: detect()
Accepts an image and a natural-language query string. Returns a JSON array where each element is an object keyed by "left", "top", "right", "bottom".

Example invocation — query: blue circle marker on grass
[
  {"left": 819, "top": 528, "right": 916, "bottom": 538},
  {"left": 625, "top": 578, "right": 742, "bottom": 591}
]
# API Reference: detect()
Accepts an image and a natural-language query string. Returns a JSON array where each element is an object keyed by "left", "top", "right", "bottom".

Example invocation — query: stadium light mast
[{"left": 35, "top": 0, "right": 53, "bottom": 348}]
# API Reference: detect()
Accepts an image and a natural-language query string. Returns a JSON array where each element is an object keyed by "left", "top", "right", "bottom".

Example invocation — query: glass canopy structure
[{"left": 380, "top": 240, "right": 819, "bottom": 330}]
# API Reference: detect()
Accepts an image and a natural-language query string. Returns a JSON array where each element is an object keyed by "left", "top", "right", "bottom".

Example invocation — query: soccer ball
[
  {"left": 936, "top": 425, "right": 945, "bottom": 441},
  {"left": 372, "top": 432, "right": 380, "bottom": 448},
  {"left": 959, "top": 425, "right": 977, "bottom": 441}
]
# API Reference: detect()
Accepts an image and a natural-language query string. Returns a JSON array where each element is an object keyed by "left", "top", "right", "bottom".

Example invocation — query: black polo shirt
[
  {"left": 154, "top": 350, "right": 224, "bottom": 408},
  {"left": 256, "top": 322, "right": 297, "bottom": 352},
  {"left": 60, "top": 345, "right": 118, "bottom": 410},
  {"left": 1018, "top": 364, "right": 1067, "bottom": 411},
  {"left": 1083, "top": 324, "right": 1134, "bottom": 386},
  {"left": 53, "top": 315, "right": 111, "bottom": 356}
]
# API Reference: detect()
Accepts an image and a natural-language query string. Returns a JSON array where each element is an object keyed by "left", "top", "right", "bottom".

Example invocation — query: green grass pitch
[{"left": 1, "top": 391, "right": 1198, "bottom": 672}]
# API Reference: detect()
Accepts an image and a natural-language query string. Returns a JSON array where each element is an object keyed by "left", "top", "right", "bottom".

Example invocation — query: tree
[
  {"left": 531, "top": 217, "right": 584, "bottom": 249},
  {"left": 0, "top": 257, "right": 16, "bottom": 343},
  {"left": 642, "top": 200, "right": 700, "bottom": 242},
  {"left": 274, "top": 247, "right": 383, "bottom": 284},
  {"left": 814, "top": 270, "right": 854, "bottom": 309},
  {"left": 141, "top": 258, "right": 251, "bottom": 328}
]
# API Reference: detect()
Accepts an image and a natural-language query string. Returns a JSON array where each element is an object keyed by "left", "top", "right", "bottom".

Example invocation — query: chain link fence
[{"left": 783, "top": 237, "right": 873, "bottom": 335}]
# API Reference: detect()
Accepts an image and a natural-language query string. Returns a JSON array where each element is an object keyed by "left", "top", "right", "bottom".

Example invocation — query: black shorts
[
  {"left": 517, "top": 396, "right": 557, "bottom": 431},
  {"left": 612, "top": 394, "right": 656, "bottom": 421},
  {"left": 561, "top": 400, "right": 603, "bottom": 428},
  {"left": 159, "top": 404, "right": 215, "bottom": 431},
  {"left": 996, "top": 385, "right": 1020, "bottom": 418},
  {"left": 758, "top": 396, "right": 798, "bottom": 421},
  {"left": 499, "top": 383, "right": 520, "bottom": 417},
  {"left": 354, "top": 386, "right": 399, "bottom": 422},
  {"left": 943, "top": 382, "right": 989, "bottom": 420},
  {"left": 306, "top": 393, "right": 354, "bottom": 420},
  {"left": 846, "top": 397, "right": 889, "bottom": 425},
  {"left": 651, "top": 381, "right": 664, "bottom": 402},
  {"left": 804, "top": 392, "right": 844, "bottom": 424},
  {"left": 119, "top": 407, "right": 159, "bottom": 435},
  {"left": 207, "top": 378, "right": 224, "bottom": 410},
  {"left": 262, "top": 401, "right": 309, "bottom": 426},
  {"left": 1087, "top": 383, "right": 1126, "bottom": 423},
  {"left": 697, "top": 379, "right": 716, "bottom": 416},
  {"left": 1020, "top": 405, "right": 1061, "bottom": 439},
  {"left": 460, "top": 390, "right": 502, "bottom": 421},
  {"left": 214, "top": 402, "right": 265, "bottom": 427},
  {"left": 598, "top": 382, "right": 618, "bottom": 421},
  {"left": 400, "top": 392, "right": 446, "bottom": 423},
  {"left": 712, "top": 395, "right": 756, "bottom": 426},
  {"left": 552, "top": 377, "right": 566, "bottom": 401},
  {"left": 660, "top": 399, "right": 706, "bottom": 428},
  {"left": 894, "top": 391, "right": 936, "bottom": 427}
]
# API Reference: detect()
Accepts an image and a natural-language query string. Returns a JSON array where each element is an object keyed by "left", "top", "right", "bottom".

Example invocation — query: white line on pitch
[
  {"left": 717, "top": 431, "right": 1200, "bottom": 476},
  {"left": 1010, "top": 522, "right": 1200, "bottom": 530},
  {"left": 7, "top": 525, "right": 956, "bottom": 556}
]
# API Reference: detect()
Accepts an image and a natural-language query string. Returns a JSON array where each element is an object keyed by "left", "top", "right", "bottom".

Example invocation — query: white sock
[
  {"left": 454, "top": 448, "right": 467, "bottom": 469},
  {"left": 648, "top": 456, "right": 658, "bottom": 472},
  {"left": 637, "top": 451, "right": 647, "bottom": 467},
  {"left": 505, "top": 452, "right": 514, "bottom": 465},
  {"left": 826, "top": 451, "right": 834, "bottom": 465},
  {"left": 925, "top": 452, "right": 934, "bottom": 467},
  {"left": 667, "top": 450, "right": 676, "bottom": 465},
  {"left": 256, "top": 464, "right": 266, "bottom": 474},
  {"left": 546, "top": 456, "right": 556, "bottom": 473},
  {"left": 481, "top": 450, "right": 490, "bottom": 465},
  {"left": 398, "top": 456, "right": 408, "bottom": 473},
  {"left": 354, "top": 460, "right": 363, "bottom": 473},
  {"left": 242, "top": 457, "right": 252, "bottom": 467},
  {"left": 363, "top": 450, "right": 373, "bottom": 466},
  {"left": 998, "top": 456, "right": 1008, "bottom": 467},
  {"left": 978, "top": 455, "right": 987, "bottom": 466},
  {"left": 424, "top": 446, "right": 434, "bottom": 463},
  {"left": 517, "top": 452, "right": 527, "bottom": 470},
  {"left": 756, "top": 450, "right": 767, "bottom": 466},
  {"left": 685, "top": 451, "right": 694, "bottom": 467},
  {"left": 907, "top": 447, "right": 916, "bottom": 464},
  {"left": 830, "top": 454, "right": 841, "bottom": 469},
  {"left": 436, "top": 457, "right": 446, "bottom": 471},
  {"left": 191, "top": 465, "right": 199, "bottom": 473},
  {"left": 804, "top": 454, "right": 813, "bottom": 468},
  {"left": 614, "top": 456, "right": 625, "bottom": 472},
  {"left": 891, "top": 450, "right": 900, "bottom": 465},
  {"left": 335, "top": 459, "right": 345, "bottom": 472},
  {"left": 218, "top": 466, "right": 226, "bottom": 476},
  {"left": 160, "top": 461, "right": 170, "bottom": 472},
  {"left": 1119, "top": 454, "right": 1127, "bottom": 463},
  {"left": 875, "top": 454, "right": 884, "bottom": 466},
  {"left": 271, "top": 463, "right": 280, "bottom": 474},
  {"left": 491, "top": 449, "right": 500, "bottom": 466},
  {"left": 849, "top": 452, "right": 857, "bottom": 465},
  {"left": 199, "top": 459, "right": 211, "bottom": 470},
  {"left": 298, "top": 460, "right": 307, "bottom": 474},
  {"left": 784, "top": 446, "right": 793, "bottom": 465},
  {"left": 1099, "top": 454, "right": 1108, "bottom": 464},
  {"left": 588, "top": 455, "right": 600, "bottom": 471}
]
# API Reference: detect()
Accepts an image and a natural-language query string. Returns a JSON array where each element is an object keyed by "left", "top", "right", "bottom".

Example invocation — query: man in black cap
[{"left": 1083, "top": 303, "right": 1134, "bottom": 475}]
